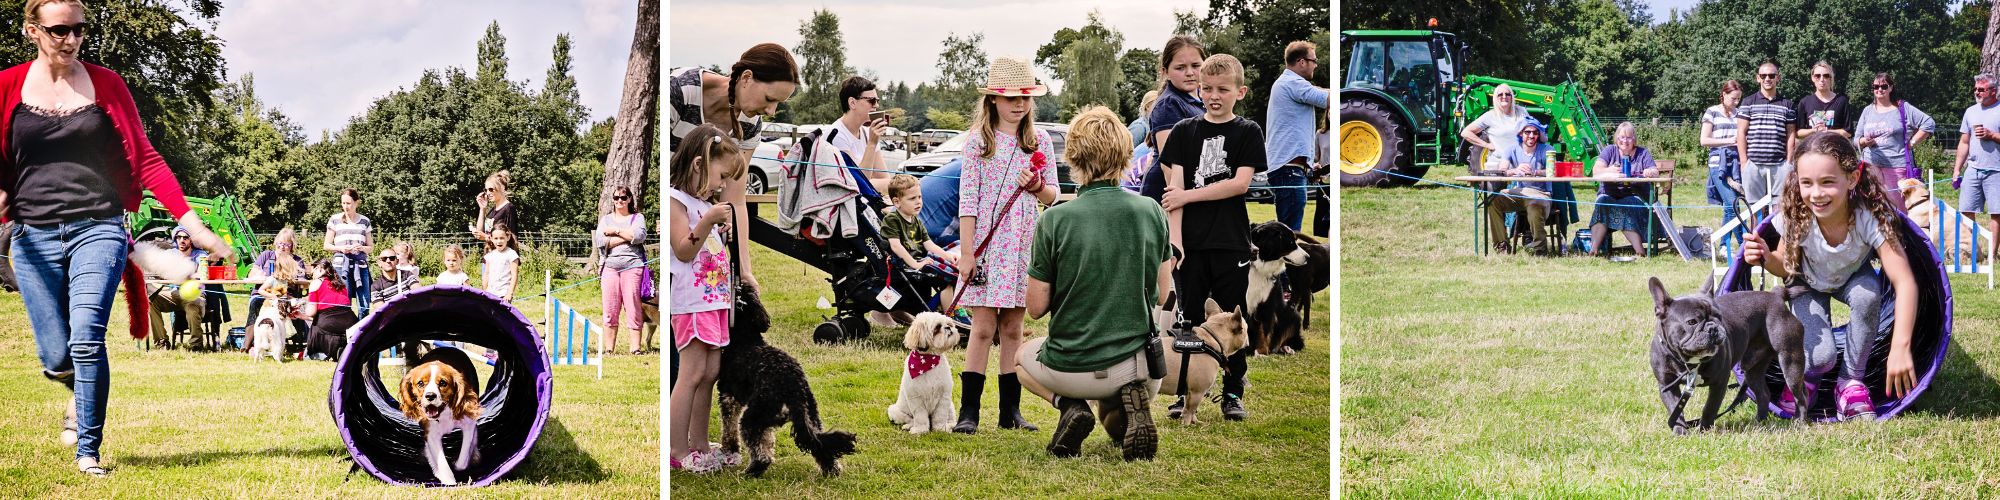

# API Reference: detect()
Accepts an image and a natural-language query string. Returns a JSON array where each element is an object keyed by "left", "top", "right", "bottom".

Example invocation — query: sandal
[{"left": 78, "top": 457, "right": 107, "bottom": 477}]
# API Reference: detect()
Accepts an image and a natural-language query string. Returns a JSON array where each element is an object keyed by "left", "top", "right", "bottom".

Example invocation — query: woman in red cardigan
[{"left": 7, "top": 0, "right": 229, "bottom": 477}]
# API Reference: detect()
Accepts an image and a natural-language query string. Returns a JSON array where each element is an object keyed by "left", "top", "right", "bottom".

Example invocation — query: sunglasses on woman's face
[
  {"left": 35, "top": 23, "right": 87, "bottom": 39},
  {"left": 613, "top": 195, "right": 630, "bottom": 201}
]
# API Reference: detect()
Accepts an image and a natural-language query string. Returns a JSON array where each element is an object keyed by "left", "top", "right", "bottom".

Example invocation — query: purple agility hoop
[{"left": 1720, "top": 213, "right": 1952, "bottom": 421}]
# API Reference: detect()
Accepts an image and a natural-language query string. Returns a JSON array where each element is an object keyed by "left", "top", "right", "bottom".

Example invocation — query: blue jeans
[
  {"left": 1706, "top": 148, "right": 1743, "bottom": 247},
  {"left": 339, "top": 253, "right": 372, "bottom": 317},
  {"left": 1269, "top": 164, "right": 1309, "bottom": 231},
  {"left": 12, "top": 215, "right": 130, "bottom": 460}
]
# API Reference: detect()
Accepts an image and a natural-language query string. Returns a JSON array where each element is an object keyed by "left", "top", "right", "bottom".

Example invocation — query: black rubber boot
[
  {"left": 997, "top": 373, "right": 1038, "bottom": 431},
  {"left": 953, "top": 371, "right": 984, "bottom": 434}
]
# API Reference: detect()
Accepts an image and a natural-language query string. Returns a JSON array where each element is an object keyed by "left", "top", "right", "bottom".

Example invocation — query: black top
[
  {"left": 1161, "top": 116, "right": 1265, "bottom": 252},
  {"left": 479, "top": 201, "right": 518, "bottom": 236},
  {"left": 1794, "top": 93, "right": 1853, "bottom": 134},
  {"left": 10, "top": 104, "right": 124, "bottom": 224}
]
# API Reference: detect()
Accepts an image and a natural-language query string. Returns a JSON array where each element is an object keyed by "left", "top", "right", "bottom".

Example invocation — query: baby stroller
[{"left": 747, "top": 128, "right": 955, "bottom": 343}]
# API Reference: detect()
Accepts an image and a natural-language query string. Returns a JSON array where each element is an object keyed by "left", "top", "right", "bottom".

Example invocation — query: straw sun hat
[{"left": 981, "top": 56, "right": 1048, "bottom": 97}]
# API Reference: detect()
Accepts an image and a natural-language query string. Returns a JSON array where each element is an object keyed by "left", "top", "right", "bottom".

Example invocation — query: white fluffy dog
[{"left": 886, "top": 312, "right": 960, "bottom": 434}]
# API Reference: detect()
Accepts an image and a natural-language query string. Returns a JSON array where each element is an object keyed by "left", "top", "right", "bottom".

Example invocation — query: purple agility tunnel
[
  {"left": 1720, "top": 214, "right": 1951, "bottom": 421},
  {"left": 330, "top": 285, "right": 551, "bottom": 486}
]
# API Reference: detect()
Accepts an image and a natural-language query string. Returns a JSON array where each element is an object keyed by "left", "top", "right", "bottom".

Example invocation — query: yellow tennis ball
[{"left": 177, "top": 280, "right": 203, "bottom": 303}]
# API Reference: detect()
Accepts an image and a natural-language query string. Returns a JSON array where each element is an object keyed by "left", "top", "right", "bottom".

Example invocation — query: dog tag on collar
[{"left": 876, "top": 287, "right": 902, "bottom": 309}]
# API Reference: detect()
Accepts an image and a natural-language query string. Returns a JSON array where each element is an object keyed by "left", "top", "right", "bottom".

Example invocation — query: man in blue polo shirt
[{"left": 1266, "top": 41, "right": 1329, "bottom": 231}]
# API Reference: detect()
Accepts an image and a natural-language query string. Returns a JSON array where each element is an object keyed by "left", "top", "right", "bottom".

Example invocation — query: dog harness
[
  {"left": 907, "top": 351, "right": 942, "bottom": 379},
  {"left": 1173, "top": 325, "right": 1231, "bottom": 399},
  {"left": 1662, "top": 355, "right": 1753, "bottom": 430}
]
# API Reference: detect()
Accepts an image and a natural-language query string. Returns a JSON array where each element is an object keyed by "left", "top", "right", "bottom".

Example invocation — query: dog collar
[{"left": 907, "top": 351, "right": 942, "bottom": 379}]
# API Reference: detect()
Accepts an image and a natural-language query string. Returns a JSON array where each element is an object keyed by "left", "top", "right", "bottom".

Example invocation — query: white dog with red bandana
[{"left": 887, "top": 312, "right": 959, "bottom": 434}]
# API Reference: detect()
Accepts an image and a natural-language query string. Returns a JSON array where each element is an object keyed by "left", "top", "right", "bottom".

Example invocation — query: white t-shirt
[
  {"left": 1473, "top": 107, "right": 1530, "bottom": 168},
  {"left": 436, "top": 271, "right": 470, "bottom": 286},
  {"left": 1772, "top": 206, "right": 1887, "bottom": 292},
  {"left": 483, "top": 248, "right": 519, "bottom": 296},
  {"left": 825, "top": 121, "right": 872, "bottom": 165}
]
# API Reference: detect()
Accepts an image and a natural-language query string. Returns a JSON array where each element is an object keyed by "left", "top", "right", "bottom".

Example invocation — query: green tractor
[
  {"left": 1339, "top": 29, "right": 1607, "bottom": 187},
  {"left": 126, "top": 193, "right": 263, "bottom": 277}
]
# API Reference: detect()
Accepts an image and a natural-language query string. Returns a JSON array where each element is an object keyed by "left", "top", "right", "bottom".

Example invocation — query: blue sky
[{"left": 213, "top": 0, "right": 638, "bottom": 139}]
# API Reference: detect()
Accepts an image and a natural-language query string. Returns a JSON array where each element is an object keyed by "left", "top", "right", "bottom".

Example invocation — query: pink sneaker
[
  {"left": 707, "top": 442, "right": 741, "bottom": 466},
  {"left": 1775, "top": 385, "right": 1798, "bottom": 418},
  {"left": 672, "top": 450, "right": 722, "bottom": 473},
  {"left": 1836, "top": 380, "right": 1876, "bottom": 421}
]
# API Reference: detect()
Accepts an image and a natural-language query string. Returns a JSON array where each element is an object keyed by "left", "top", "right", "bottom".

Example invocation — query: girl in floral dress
[{"left": 951, "top": 56, "right": 1059, "bottom": 434}]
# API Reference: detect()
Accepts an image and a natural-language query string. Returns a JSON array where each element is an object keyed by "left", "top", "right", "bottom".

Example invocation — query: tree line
[
  {"left": 1347, "top": 0, "right": 1988, "bottom": 120},
  {"left": 765, "top": 0, "right": 1328, "bottom": 133},
  {"left": 0, "top": 1, "right": 657, "bottom": 237}
]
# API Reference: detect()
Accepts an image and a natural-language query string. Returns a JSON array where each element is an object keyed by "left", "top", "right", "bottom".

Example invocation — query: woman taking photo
[{"left": 3, "top": 0, "right": 230, "bottom": 476}]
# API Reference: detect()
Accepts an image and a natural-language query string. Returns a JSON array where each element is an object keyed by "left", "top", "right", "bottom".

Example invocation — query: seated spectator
[
  {"left": 1483, "top": 119, "right": 1556, "bottom": 254},
  {"left": 146, "top": 228, "right": 207, "bottom": 348},
  {"left": 245, "top": 228, "right": 307, "bottom": 331},
  {"left": 372, "top": 248, "right": 416, "bottom": 311},
  {"left": 245, "top": 227, "right": 309, "bottom": 348},
  {"left": 300, "top": 259, "right": 358, "bottom": 361},
  {"left": 883, "top": 173, "right": 959, "bottom": 302},
  {"left": 1588, "top": 122, "right": 1663, "bottom": 256}
]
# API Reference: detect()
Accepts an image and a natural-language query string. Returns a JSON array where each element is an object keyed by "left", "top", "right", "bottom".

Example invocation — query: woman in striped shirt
[
  {"left": 324, "top": 188, "right": 374, "bottom": 316},
  {"left": 1702, "top": 80, "right": 1744, "bottom": 242}
]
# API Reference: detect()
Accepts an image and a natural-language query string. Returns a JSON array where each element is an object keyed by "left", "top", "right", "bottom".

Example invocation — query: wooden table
[{"left": 1454, "top": 175, "right": 1675, "bottom": 257}]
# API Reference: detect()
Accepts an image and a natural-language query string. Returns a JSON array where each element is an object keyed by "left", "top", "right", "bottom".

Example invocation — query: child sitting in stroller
[{"left": 881, "top": 174, "right": 960, "bottom": 324}]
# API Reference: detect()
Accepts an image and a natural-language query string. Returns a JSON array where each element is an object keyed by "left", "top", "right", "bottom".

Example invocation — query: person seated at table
[
  {"left": 1484, "top": 118, "right": 1556, "bottom": 254},
  {"left": 1588, "top": 122, "right": 1662, "bottom": 256}
]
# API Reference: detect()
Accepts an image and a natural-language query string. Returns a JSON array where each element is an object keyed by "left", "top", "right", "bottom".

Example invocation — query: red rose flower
[{"left": 1030, "top": 151, "right": 1048, "bottom": 172}]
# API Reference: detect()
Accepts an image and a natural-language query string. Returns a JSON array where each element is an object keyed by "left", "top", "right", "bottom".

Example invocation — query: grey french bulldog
[{"left": 1648, "top": 276, "right": 1811, "bottom": 434}]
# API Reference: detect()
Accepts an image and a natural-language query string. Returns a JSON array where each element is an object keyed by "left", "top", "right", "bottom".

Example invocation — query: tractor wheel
[{"left": 1339, "top": 99, "right": 1421, "bottom": 187}]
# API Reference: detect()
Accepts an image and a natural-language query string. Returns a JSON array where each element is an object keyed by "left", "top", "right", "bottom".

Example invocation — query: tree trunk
[
  {"left": 599, "top": 0, "right": 660, "bottom": 220},
  {"left": 1986, "top": 3, "right": 2000, "bottom": 78}
]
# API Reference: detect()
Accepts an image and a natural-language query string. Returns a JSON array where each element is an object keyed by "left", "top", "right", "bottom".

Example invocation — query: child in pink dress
[{"left": 951, "top": 56, "right": 1059, "bottom": 434}]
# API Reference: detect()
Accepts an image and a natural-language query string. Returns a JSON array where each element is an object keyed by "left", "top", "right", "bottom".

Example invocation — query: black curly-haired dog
[{"left": 717, "top": 284, "right": 858, "bottom": 477}]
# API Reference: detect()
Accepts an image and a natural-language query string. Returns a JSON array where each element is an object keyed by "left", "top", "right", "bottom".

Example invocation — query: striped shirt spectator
[{"left": 1739, "top": 92, "right": 1795, "bottom": 166}]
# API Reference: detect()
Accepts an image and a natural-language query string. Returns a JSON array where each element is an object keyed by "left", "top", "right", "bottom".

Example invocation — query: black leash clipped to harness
[{"left": 1663, "top": 359, "right": 1752, "bottom": 430}]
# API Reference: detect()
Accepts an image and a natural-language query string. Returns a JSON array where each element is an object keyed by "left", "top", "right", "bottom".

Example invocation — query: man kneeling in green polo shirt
[{"left": 1016, "top": 107, "right": 1173, "bottom": 461}]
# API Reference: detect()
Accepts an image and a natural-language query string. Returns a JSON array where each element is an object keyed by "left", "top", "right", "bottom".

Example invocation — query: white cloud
[
  {"left": 668, "top": 0, "right": 1211, "bottom": 94},
  {"left": 216, "top": 0, "right": 642, "bottom": 138}
]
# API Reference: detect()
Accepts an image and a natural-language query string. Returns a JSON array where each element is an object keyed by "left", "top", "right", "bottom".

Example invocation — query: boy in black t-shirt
[{"left": 1160, "top": 53, "right": 1266, "bottom": 422}]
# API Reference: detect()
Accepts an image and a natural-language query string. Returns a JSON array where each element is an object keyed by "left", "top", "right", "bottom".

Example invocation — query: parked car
[
  {"left": 897, "top": 132, "right": 967, "bottom": 173},
  {"left": 744, "top": 138, "right": 787, "bottom": 195}
]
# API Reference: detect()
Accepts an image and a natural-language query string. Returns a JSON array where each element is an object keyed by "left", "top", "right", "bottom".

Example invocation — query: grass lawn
[
  {"left": 0, "top": 280, "right": 659, "bottom": 497},
  {"left": 671, "top": 202, "right": 1332, "bottom": 497},
  {"left": 1340, "top": 165, "right": 2000, "bottom": 496}
]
